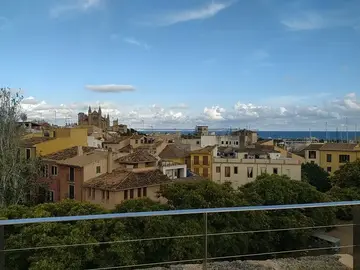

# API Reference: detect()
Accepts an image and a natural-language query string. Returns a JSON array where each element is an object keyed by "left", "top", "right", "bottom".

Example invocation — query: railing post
[
  {"left": 203, "top": 212, "right": 208, "bottom": 270},
  {"left": 353, "top": 206, "right": 360, "bottom": 270},
  {"left": 0, "top": 225, "right": 4, "bottom": 269}
]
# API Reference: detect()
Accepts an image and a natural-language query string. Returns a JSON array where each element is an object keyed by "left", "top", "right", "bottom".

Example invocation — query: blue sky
[{"left": 1, "top": 0, "right": 360, "bottom": 130}]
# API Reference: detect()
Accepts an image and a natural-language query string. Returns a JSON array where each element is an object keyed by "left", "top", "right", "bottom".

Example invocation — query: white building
[{"left": 158, "top": 160, "right": 187, "bottom": 179}]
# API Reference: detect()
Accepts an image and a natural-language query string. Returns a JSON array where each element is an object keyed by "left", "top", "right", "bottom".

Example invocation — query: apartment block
[{"left": 190, "top": 145, "right": 217, "bottom": 179}]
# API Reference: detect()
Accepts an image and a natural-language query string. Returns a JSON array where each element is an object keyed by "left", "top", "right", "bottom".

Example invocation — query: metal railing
[{"left": 0, "top": 201, "right": 360, "bottom": 269}]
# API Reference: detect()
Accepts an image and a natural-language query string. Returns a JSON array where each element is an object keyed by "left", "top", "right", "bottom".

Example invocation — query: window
[
  {"left": 203, "top": 156, "right": 209, "bottom": 165},
  {"left": 130, "top": 189, "right": 134, "bottom": 199},
  {"left": 216, "top": 166, "right": 221, "bottom": 173},
  {"left": 196, "top": 141, "right": 200, "bottom": 145},
  {"left": 87, "top": 188, "right": 91, "bottom": 198},
  {"left": 137, "top": 188, "right": 142, "bottom": 197},
  {"left": 48, "top": 191, "right": 54, "bottom": 202},
  {"left": 42, "top": 165, "right": 49, "bottom": 178},
  {"left": 102, "top": 190, "right": 105, "bottom": 200},
  {"left": 203, "top": 168, "right": 208, "bottom": 177},
  {"left": 26, "top": 148, "right": 31, "bottom": 159},
  {"left": 51, "top": 166, "right": 58, "bottom": 176},
  {"left": 69, "top": 185, "right": 75, "bottom": 199},
  {"left": 140, "top": 140, "right": 143, "bottom": 144},
  {"left": 260, "top": 167, "right": 266, "bottom": 174},
  {"left": 96, "top": 166, "right": 101, "bottom": 174},
  {"left": 326, "top": 154, "right": 332, "bottom": 162},
  {"left": 226, "top": 141, "right": 228, "bottom": 144},
  {"left": 221, "top": 141, "right": 224, "bottom": 144},
  {"left": 69, "top": 167, "right": 75, "bottom": 182},
  {"left": 229, "top": 141, "right": 231, "bottom": 145},
  {"left": 135, "top": 139, "right": 138, "bottom": 144},
  {"left": 143, "top": 187, "right": 147, "bottom": 197},
  {"left": 194, "top": 168, "right": 200, "bottom": 174},
  {"left": 106, "top": 191, "right": 110, "bottom": 200},
  {"left": 247, "top": 167, "right": 253, "bottom": 178},
  {"left": 273, "top": 168, "right": 278, "bottom": 175},
  {"left": 225, "top": 166, "right": 230, "bottom": 177},
  {"left": 327, "top": 167, "right": 332, "bottom": 173},
  {"left": 236, "top": 141, "right": 239, "bottom": 145},
  {"left": 339, "top": 155, "right": 350, "bottom": 163},
  {"left": 234, "top": 167, "right": 238, "bottom": 174},
  {"left": 124, "top": 190, "right": 128, "bottom": 200},
  {"left": 92, "top": 188, "right": 95, "bottom": 199},
  {"left": 194, "top": 156, "right": 199, "bottom": 165},
  {"left": 308, "top": 151, "right": 317, "bottom": 159}
]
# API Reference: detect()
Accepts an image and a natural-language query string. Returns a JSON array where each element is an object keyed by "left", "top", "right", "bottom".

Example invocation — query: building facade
[
  {"left": 190, "top": 146, "right": 217, "bottom": 179},
  {"left": 78, "top": 106, "right": 110, "bottom": 129}
]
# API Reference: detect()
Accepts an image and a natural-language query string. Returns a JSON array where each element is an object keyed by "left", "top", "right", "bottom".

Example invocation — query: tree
[
  {"left": 301, "top": 162, "right": 331, "bottom": 192},
  {"left": 0, "top": 88, "right": 44, "bottom": 207},
  {"left": 327, "top": 186, "right": 360, "bottom": 220},
  {"left": 331, "top": 159, "right": 360, "bottom": 188},
  {"left": 20, "top": 112, "right": 27, "bottom": 122}
]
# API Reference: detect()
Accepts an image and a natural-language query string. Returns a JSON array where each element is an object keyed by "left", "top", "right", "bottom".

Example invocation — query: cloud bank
[{"left": 85, "top": 84, "right": 136, "bottom": 93}]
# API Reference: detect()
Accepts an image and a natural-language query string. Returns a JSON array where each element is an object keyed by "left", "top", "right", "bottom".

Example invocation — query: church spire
[
  {"left": 88, "top": 106, "right": 92, "bottom": 113},
  {"left": 98, "top": 105, "right": 102, "bottom": 115}
]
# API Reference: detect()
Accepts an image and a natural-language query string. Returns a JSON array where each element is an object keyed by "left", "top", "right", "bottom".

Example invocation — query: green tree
[
  {"left": 331, "top": 159, "right": 360, "bottom": 188},
  {"left": 327, "top": 186, "right": 360, "bottom": 220},
  {"left": 0, "top": 88, "right": 44, "bottom": 207},
  {"left": 301, "top": 162, "right": 331, "bottom": 192}
]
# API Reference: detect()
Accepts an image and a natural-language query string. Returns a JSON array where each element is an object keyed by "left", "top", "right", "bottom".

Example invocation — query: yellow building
[
  {"left": 22, "top": 128, "right": 88, "bottom": 157},
  {"left": 190, "top": 145, "right": 217, "bottom": 179},
  {"left": 318, "top": 143, "right": 360, "bottom": 173}
]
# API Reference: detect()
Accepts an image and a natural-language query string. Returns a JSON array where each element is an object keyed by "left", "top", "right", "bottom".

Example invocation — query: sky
[{"left": 1, "top": 0, "right": 360, "bottom": 131}]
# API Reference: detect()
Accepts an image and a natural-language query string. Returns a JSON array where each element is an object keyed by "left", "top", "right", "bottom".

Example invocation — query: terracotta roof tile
[
  {"left": 304, "top": 144, "right": 324, "bottom": 151},
  {"left": 190, "top": 145, "right": 216, "bottom": 154},
  {"left": 320, "top": 143, "right": 359, "bottom": 151},
  {"left": 103, "top": 136, "right": 131, "bottom": 144},
  {"left": 116, "top": 149, "right": 157, "bottom": 163},
  {"left": 22, "top": 137, "right": 55, "bottom": 147},
  {"left": 83, "top": 168, "right": 171, "bottom": 191},
  {"left": 131, "top": 135, "right": 145, "bottom": 140},
  {"left": 44, "top": 146, "right": 96, "bottom": 160},
  {"left": 159, "top": 144, "right": 189, "bottom": 159}
]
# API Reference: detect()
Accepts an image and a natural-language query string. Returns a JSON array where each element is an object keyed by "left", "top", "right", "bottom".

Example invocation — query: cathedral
[{"left": 78, "top": 106, "right": 110, "bottom": 129}]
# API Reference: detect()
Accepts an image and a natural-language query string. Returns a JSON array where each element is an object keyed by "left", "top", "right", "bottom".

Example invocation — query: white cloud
[
  {"left": 204, "top": 106, "right": 225, "bottom": 120},
  {"left": 20, "top": 92, "right": 360, "bottom": 130},
  {"left": 50, "top": 0, "right": 104, "bottom": 18},
  {"left": 21, "top": 96, "right": 40, "bottom": 105},
  {"left": 85, "top": 84, "right": 136, "bottom": 93},
  {"left": 123, "top": 37, "right": 150, "bottom": 50},
  {"left": 281, "top": 12, "right": 325, "bottom": 31},
  {"left": 154, "top": 1, "right": 234, "bottom": 26}
]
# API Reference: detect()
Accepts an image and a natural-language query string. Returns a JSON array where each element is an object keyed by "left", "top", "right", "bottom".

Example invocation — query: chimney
[
  {"left": 107, "top": 148, "right": 113, "bottom": 173},
  {"left": 77, "top": 146, "right": 83, "bottom": 156}
]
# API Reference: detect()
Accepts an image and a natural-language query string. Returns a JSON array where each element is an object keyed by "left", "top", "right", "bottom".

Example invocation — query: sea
[{"left": 145, "top": 129, "right": 359, "bottom": 140}]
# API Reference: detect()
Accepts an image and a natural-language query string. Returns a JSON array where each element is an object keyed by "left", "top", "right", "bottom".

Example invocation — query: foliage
[
  {"left": 1, "top": 178, "right": 337, "bottom": 269},
  {"left": 301, "top": 162, "right": 331, "bottom": 192},
  {"left": 327, "top": 186, "right": 360, "bottom": 220},
  {"left": 19, "top": 112, "right": 27, "bottom": 122},
  {"left": 331, "top": 159, "right": 360, "bottom": 188},
  {"left": 0, "top": 88, "right": 45, "bottom": 207}
]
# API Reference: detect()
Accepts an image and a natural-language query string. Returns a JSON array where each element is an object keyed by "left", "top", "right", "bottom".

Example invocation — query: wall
[
  {"left": 57, "top": 165, "right": 84, "bottom": 201},
  {"left": 161, "top": 164, "right": 187, "bottom": 179},
  {"left": 190, "top": 153, "right": 212, "bottom": 179},
  {"left": 83, "top": 184, "right": 163, "bottom": 210},
  {"left": 180, "top": 138, "right": 202, "bottom": 151},
  {"left": 304, "top": 150, "right": 321, "bottom": 165},
  {"left": 319, "top": 150, "right": 360, "bottom": 173},
  {"left": 35, "top": 128, "right": 88, "bottom": 156},
  {"left": 83, "top": 157, "right": 109, "bottom": 182},
  {"left": 275, "top": 145, "right": 305, "bottom": 163},
  {"left": 201, "top": 135, "right": 218, "bottom": 147},
  {"left": 87, "top": 136, "right": 103, "bottom": 148},
  {"left": 218, "top": 135, "right": 240, "bottom": 147},
  {"left": 212, "top": 158, "right": 301, "bottom": 189}
]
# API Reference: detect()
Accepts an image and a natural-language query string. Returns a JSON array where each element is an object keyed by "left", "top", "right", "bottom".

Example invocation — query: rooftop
[
  {"left": 22, "top": 137, "right": 55, "bottom": 147},
  {"left": 131, "top": 134, "right": 145, "bottom": 140},
  {"left": 52, "top": 150, "right": 108, "bottom": 167},
  {"left": 304, "top": 143, "right": 325, "bottom": 151},
  {"left": 44, "top": 146, "right": 96, "bottom": 160},
  {"left": 190, "top": 145, "right": 216, "bottom": 154},
  {"left": 116, "top": 149, "right": 157, "bottom": 163},
  {"left": 320, "top": 143, "right": 359, "bottom": 151},
  {"left": 83, "top": 168, "right": 171, "bottom": 191},
  {"left": 103, "top": 136, "right": 131, "bottom": 144},
  {"left": 159, "top": 144, "right": 189, "bottom": 159}
]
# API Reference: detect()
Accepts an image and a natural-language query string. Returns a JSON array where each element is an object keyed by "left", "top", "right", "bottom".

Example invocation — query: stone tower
[{"left": 88, "top": 106, "right": 92, "bottom": 125}]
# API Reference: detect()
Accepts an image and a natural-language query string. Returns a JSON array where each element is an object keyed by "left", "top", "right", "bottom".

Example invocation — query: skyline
[{"left": 1, "top": 0, "right": 360, "bottom": 130}]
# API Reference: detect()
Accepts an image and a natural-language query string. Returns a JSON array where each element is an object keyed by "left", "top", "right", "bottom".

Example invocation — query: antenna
[
  {"left": 325, "top": 122, "right": 328, "bottom": 141},
  {"left": 346, "top": 117, "right": 349, "bottom": 143}
]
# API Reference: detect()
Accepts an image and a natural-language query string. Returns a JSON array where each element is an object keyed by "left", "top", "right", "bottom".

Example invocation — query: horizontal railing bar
[
  {"left": 85, "top": 258, "right": 204, "bottom": 270},
  {"left": 3, "top": 223, "right": 352, "bottom": 253},
  {"left": 208, "top": 244, "right": 355, "bottom": 261},
  {"left": 85, "top": 245, "right": 355, "bottom": 269},
  {"left": 0, "top": 200, "right": 359, "bottom": 226}
]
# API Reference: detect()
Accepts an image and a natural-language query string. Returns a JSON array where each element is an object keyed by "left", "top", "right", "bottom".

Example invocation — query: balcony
[{"left": 0, "top": 201, "right": 358, "bottom": 269}]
